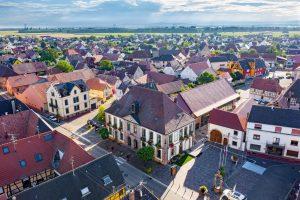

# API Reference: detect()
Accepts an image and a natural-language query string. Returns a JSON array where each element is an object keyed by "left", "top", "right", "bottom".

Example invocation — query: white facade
[
  {"left": 105, "top": 113, "right": 195, "bottom": 164},
  {"left": 208, "top": 123, "right": 245, "bottom": 151},
  {"left": 210, "top": 61, "right": 227, "bottom": 71},
  {"left": 46, "top": 84, "right": 90, "bottom": 118},
  {"left": 180, "top": 67, "right": 197, "bottom": 81},
  {"left": 246, "top": 122, "right": 300, "bottom": 159}
]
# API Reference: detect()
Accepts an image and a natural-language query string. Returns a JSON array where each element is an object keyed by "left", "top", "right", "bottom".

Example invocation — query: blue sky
[{"left": 0, "top": 0, "right": 299, "bottom": 28}]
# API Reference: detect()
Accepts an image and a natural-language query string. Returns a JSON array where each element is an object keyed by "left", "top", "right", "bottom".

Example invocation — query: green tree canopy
[
  {"left": 137, "top": 146, "right": 154, "bottom": 162},
  {"left": 99, "top": 60, "right": 113, "bottom": 71},
  {"left": 196, "top": 72, "right": 216, "bottom": 85},
  {"left": 39, "top": 48, "right": 60, "bottom": 63},
  {"left": 99, "top": 128, "right": 110, "bottom": 139},
  {"left": 55, "top": 60, "right": 74, "bottom": 72},
  {"left": 97, "top": 105, "right": 106, "bottom": 122}
]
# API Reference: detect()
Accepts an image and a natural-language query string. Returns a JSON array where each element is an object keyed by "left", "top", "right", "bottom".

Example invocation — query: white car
[
  {"left": 49, "top": 115, "right": 57, "bottom": 122},
  {"left": 220, "top": 189, "right": 247, "bottom": 200}
]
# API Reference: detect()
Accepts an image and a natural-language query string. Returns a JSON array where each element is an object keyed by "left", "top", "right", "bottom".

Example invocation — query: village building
[
  {"left": 208, "top": 109, "right": 247, "bottom": 150},
  {"left": 105, "top": 86, "right": 195, "bottom": 165},
  {"left": 46, "top": 79, "right": 90, "bottom": 119},
  {"left": 246, "top": 106, "right": 300, "bottom": 159},
  {"left": 176, "top": 78, "right": 239, "bottom": 132},
  {"left": 250, "top": 78, "right": 283, "bottom": 102}
]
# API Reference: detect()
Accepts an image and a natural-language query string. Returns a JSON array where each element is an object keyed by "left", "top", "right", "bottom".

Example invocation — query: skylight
[
  {"left": 34, "top": 153, "right": 43, "bottom": 162},
  {"left": 81, "top": 187, "right": 90, "bottom": 197},
  {"left": 19, "top": 160, "right": 27, "bottom": 168},
  {"left": 102, "top": 175, "right": 112, "bottom": 186},
  {"left": 2, "top": 146, "right": 9, "bottom": 155},
  {"left": 44, "top": 133, "right": 54, "bottom": 141}
]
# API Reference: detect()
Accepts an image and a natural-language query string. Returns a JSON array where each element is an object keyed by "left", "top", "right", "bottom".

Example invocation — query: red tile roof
[
  {"left": 0, "top": 131, "right": 93, "bottom": 187},
  {"left": 86, "top": 77, "right": 111, "bottom": 91},
  {"left": 0, "top": 110, "right": 50, "bottom": 145},
  {"left": 251, "top": 78, "right": 283, "bottom": 93},
  {"left": 209, "top": 109, "right": 246, "bottom": 132},
  {"left": 12, "top": 62, "right": 47, "bottom": 75},
  {"left": 6, "top": 74, "right": 40, "bottom": 88}
]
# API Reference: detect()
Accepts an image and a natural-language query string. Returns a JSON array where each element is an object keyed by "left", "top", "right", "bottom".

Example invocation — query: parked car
[
  {"left": 87, "top": 119, "right": 102, "bottom": 131},
  {"left": 220, "top": 189, "right": 247, "bottom": 200}
]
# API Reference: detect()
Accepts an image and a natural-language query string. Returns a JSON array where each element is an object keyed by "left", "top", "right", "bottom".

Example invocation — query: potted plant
[
  {"left": 112, "top": 124, "right": 117, "bottom": 129},
  {"left": 148, "top": 139, "right": 153, "bottom": 145},
  {"left": 199, "top": 185, "right": 208, "bottom": 195},
  {"left": 169, "top": 143, "right": 174, "bottom": 148},
  {"left": 155, "top": 142, "right": 161, "bottom": 148},
  {"left": 180, "top": 136, "right": 184, "bottom": 141}
]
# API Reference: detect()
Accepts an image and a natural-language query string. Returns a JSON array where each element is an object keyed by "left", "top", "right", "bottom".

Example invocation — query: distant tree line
[{"left": 18, "top": 26, "right": 300, "bottom": 34}]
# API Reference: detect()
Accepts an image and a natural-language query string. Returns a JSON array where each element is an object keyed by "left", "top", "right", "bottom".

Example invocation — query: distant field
[
  {"left": 220, "top": 31, "right": 300, "bottom": 37},
  {"left": 0, "top": 30, "right": 299, "bottom": 38},
  {"left": 0, "top": 31, "right": 134, "bottom": 38}
]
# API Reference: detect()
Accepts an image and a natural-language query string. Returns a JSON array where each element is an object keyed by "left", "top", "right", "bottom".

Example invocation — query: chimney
[
  {"left": 11, "top": 100, "right": 16, "bottom": 114},
  {"left": 129, "top": 190, "right": 135, "bottom": 200}
]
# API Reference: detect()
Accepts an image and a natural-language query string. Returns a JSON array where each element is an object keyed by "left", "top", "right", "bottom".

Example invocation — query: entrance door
[
  {"left": 210, "top": 130, "right": 222, "bottom": 144},
  {"left": 134, "top": 139, "right": 138, "bottom": 149},
  {"left": 223, "top": 138, "right": 228, "bottom": 146},
  {"left": 91, "top": 103, "right": 96, "bottom": 110}
]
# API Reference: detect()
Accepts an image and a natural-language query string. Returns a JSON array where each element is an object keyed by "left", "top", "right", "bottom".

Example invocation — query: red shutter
[
  {"left": 275, "top": 127, "right": 282, "bottom": 133},
  {"left": 292, "top": 129, "right": 300, "bottom": 135}
]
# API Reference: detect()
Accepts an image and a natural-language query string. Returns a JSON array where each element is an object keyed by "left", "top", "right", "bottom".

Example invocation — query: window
[
  {"left": 179, "top": 129, "right": 183, "bottom": 137},
  {"left": 74, "top": 105, "right": 80, "bottom": 111},
  {"left": 34, "top": 153, "right": 43, "bottom": 162},
  {"left": 73, "top": 96, "right": 79, "bottom": 103},
  {"left": 189, "top": 124, "right": 193, "bottom": 134},
  {"left": 51, "top": 92, "right": 55, "bottom": 97},
  {"left": 184, "top": 127, "right": 188, "bottom": 136},
  {"left": 232, "top": 141, "right": 237, "bottom": 146},
  {"left": 74, "top": 90, "right": 77, "bottom": 95},
  {"left": 142, "top": 128, "right": 146, "bottom": 138},
  {"left": 273, "top": 137, "right": 280, "bottom": 144},
  {"left": 286, "top": 150, "right": 299, "bottom": 158},
  {"left": 275, "top": 127, "right": 282, "bottom": 133},
  {"left": 233, "top": 131, "right": 238, "bottom": 136},
  {"left": 253, "top": 134, "right": 260, "bottom": 140},
  {"left": 250, "top": 144, "right": 261, "bottom": 151},
  {"left": 157, "top": 135, "right": 161, "bottom": 145},
  {"left": 120, "top": 133, "right": 124, "bottom": 141},
  {"left": 66, "top": 108, "right": 69, "bottom": 114},
  {"left": 44, "top": 133, "right": 54, "bottom": 141},
  {"left": 19, "top": 160, "right": 27, "bottom": 168},
  {"left": 157, "top": 149, "right": 162, "bottom": 159},
  {"left": 102, "top": 175, "right": 113, "bottom": 186},
  {"left": 127, "top": 122, "right": 131, "bottom": 131},
  {"left": 149, "top": 131, "right": 153, "bottom": 140},
  {"left": 169, "top": 134, "right": 173, "bottom": 144},
  {"left": 84, "top": 94, "right": 87, "bottom": 100},
  {"left": 84, "top": 102, "right": 88, "bottom": 108},
  {"left": 133, "top": 125, "right": 137, "bottom": 134},
  {"left": 65, "top": 99, "right": 68, "bottom": 106},
  {"left": 254, "top": 124, "right": 262, "bottom": 130},
  {"left": 2, "top": 146, "right": 9, "bottom": 154},
  {"left": 81, "top": 187, "right": 90, "bottom": 197},
  {"left": 291, "top": 140, "right": 298, "bottom": 146}
]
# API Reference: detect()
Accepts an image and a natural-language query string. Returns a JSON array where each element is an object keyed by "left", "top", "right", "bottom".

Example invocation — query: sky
[{"left": 0, "top": 0, "right": 299, "bottom": 28}]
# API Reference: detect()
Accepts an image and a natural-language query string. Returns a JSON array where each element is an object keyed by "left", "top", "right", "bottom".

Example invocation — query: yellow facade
[{"left": 105, "top": 187, "right": 126, "bottom": 200}]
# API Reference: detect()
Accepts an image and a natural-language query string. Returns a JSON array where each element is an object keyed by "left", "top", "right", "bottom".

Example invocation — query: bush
[
  {"left": 99, "top": 128, "right": 109, "bottom": 139},
  {"left": 137, "top": 146, "right": 154, "bottom": 162},
  {"left": 145, "top": 167, "right": 152, "bottom": 174},
  {"left": 199, "top": 185, "right": 208, "bottom": 194},
  {"left": 56, "top": 60, "right": 74, "bottom": 72}
]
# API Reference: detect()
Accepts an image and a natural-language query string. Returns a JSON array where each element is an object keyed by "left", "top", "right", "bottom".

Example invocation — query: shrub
[{"left": 99, "top": 128, "right": 109, "bottom": 139}]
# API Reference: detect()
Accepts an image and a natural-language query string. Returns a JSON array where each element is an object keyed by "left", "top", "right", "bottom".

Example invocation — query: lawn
[{"left": 176, "top": 154, "right": 194, "bottom": 166}]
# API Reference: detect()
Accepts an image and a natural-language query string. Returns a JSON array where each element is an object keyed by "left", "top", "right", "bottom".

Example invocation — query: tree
[
  {"left": 39, "top": 48, "right": 60, "bottom": 63},
  {"left": 249, "top": 48, "right": 257, "bottom": 55},
  {"left": 40, "top": 41, "right": 46, "bottom": 49},
  {"left": 99, "top": 128, "right": 110, "bottom": 139},
  {"left": 56, "top": 60, "right": 74, "bottom": 72},
  {"left": 99, "top": 60, "right": 113, "bottom": 71},
  {"left": 196, "top": 72, "right": 216, "bottom": 85},
  {"left": 137, "top": 146, "right": 154, "bottom": 163},
  {"left": 97, "top": 105, "right": 106, "bottom": 122}
]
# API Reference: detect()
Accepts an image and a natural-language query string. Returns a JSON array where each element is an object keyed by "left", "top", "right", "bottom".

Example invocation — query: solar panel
[{"left": 102, "top": 175, "right": 112, "bottom": 186}]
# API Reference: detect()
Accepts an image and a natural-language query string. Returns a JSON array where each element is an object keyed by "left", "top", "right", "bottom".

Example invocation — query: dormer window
[
  {"left": 81, "top": 187, "right": 90, "bottom": 197},
  {"left": 74, "top": 90, "right": 77, "bottom": 94},
  {"left": 2, "top": 146, "right": 9, "bottom": 155},
  {"left": 102, "top": 175, "right": 112, "bottom": 186}
]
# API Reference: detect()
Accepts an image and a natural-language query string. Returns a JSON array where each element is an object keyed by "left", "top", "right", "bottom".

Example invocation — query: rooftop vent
[
  {"left": 81, "top": 187, "right": 90, "bottom": 197},
  {"left": 102, "top": 175, "right": 113, "bottom": 186}
]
